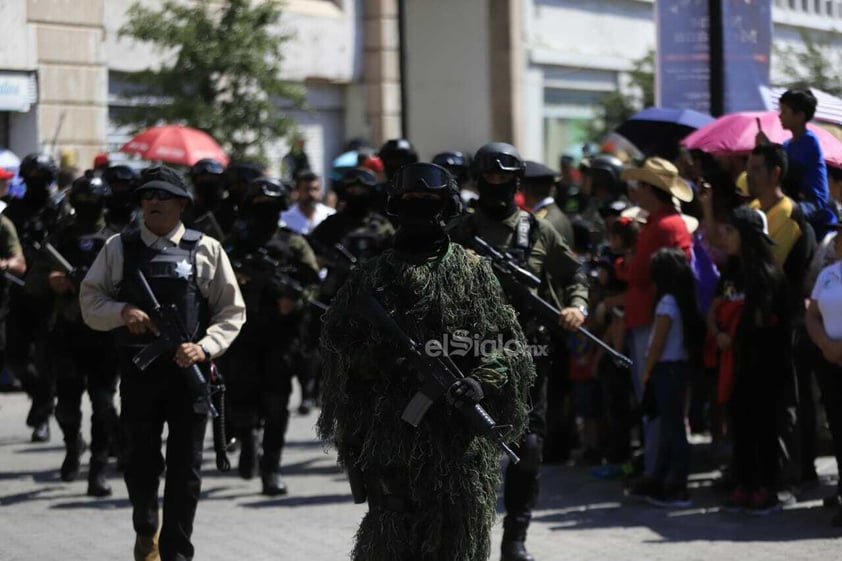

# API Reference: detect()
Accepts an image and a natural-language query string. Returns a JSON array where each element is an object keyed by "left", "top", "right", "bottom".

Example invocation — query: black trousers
[
  {"left": 119, "top": 353, "right": 208, "bottom": 561},
  {"left": 814, "top": 357, "right": 842, "bottom": 493},
  {"left": 53, "top": 333, "right": 119, "bottom": 463},
  {"left": 503, "top": 357, "right": 549, "bottom": 541},
  {"left": 6, "top": 289, "right": 54, "bottom": 427},
  {"left": 224, "top": 320, "right": 295, "bottom": 472}
]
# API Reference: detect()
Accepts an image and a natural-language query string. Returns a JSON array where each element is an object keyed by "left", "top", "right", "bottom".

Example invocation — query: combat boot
[
  {"left": 87, "top": 460, "right": 112, "bottom": 497},
  {"left": 133, "top": 533, "right": 160, "bottom": 561},
  {"left": 60, "top": 433, "right": 86, "bottom": 482},
  {"left": 31, "top": 421, "right": 50, "bottom": 443},
  {"left": 238, "top": 429, "right": 258, "bottom": 480},
  {"left": 260, "top": 453, "right": 288, "bottom": 496},
  {"left": 500, "top": 540, "right": 535, "bottom": 561}
]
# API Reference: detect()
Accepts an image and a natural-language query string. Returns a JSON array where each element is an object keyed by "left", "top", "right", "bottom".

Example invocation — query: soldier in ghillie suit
[{"left": 317, "top": 162, "right": 535, "bottom": 561}]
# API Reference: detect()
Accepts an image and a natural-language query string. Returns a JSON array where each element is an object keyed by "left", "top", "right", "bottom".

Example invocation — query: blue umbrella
[{"left": 615, "top": 107, "right": 714, "bottom": 157}]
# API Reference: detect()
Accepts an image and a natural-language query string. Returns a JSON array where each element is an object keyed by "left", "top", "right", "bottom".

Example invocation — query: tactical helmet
[
  {"left": 588, "top": 154, "right": 625, "bottom": 194},
  {"left": 387, "top": 162, "right": 462, "bottom": 219},
  {"left": 432, "top": 151, "right": 471, "bottom": 183},
  {"left": 471, "top": 142, "right": 525, "bottom": 176},
  {"left": 225, "top": 160, "right": 264, "bottom": 186},
  {"left": 19, "top": 153, "right": 59, "bottom": 183},
  {"left": 244, "top": 177, "right": 291, "bottom": 211},
  {"left": 378, "top": 138, "right": 418, "bottom": 172},
  {"left": 70, "top": 174, "right": 111, "bottom": 206},
  {"left": 103, "top": 165, "right": 140, "bottom": 190},
  {"left": 189, "top": 158, "right": 225, "bottom": 179}
]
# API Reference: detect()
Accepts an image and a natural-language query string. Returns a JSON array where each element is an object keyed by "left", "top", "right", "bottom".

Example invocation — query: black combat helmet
[
  {"left": 70, "top": 173, "right": 111, "bottom": 206},
  {"left": 189, "top": 158, "right": 225, "bottom": 180},
  {"left": 244, "top": 177, "right": 291, "bottom": 211},
  {"left": 471, "top": 142, "right": 525, "bottom": 176},
  {"left": 387, "top": 162, "right": 462, "bottom": 219},
  {"left": 19, "top": 153, "right": 59, "bottom": 184},
  {"left": 103, "top": 165, "right": 140, "bottom": 190},
  {"left": 588, "top": 154, "right": 625, "bottom": 195},
  {"left": 432, "top": 151, "right": 471, "bottom": 184},
  {"left": 378, "top": 138, "right": 418, "bottom": 176}
]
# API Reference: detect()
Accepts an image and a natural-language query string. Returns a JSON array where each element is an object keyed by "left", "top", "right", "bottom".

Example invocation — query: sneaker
[
  {"left": 723, "top": 486, "right": 750, "bottom": 512},
  {"left": 626, "top": 477, "right": 659, "bottom": 501},
  {"left": 647, "top": 486, "right": 692, "bottom": 508},
  {"left": 747, "top": 487, "right": 782, "bottom": 516}
]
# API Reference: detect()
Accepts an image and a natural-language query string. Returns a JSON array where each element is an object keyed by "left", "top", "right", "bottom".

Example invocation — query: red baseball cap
[{"left": 0, "top": 168, "right": 14, "bottom": 180}]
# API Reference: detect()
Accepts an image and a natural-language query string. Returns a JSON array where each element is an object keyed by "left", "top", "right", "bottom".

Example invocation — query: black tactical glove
[{"left": 446, "top": 377, "right": 484, "bottom": 409}]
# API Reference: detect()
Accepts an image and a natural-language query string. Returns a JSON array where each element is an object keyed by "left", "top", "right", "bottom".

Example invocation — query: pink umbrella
[
  {"left": 120, "top": 124, "right": 229, "bottom": 166},
  {"left": 682, "top": 111, "right": 842, "bottom": 168}
]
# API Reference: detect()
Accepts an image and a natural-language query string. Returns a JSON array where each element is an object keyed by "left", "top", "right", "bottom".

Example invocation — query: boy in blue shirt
[{"left": 758, "top": 88, "right": 838, "bottom": 238}]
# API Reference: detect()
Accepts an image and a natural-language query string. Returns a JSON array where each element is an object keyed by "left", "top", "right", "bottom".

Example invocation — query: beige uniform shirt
[{"left": 79, "top": 221, "right": 246, "bottom": 358}]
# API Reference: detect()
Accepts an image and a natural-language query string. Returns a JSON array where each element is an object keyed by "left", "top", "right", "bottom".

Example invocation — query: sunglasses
[{"left": 139, "top": 189, "right": 177, "bottom": 201}]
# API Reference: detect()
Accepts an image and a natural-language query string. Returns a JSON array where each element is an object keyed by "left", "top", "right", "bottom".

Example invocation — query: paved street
[{"left": 1, "top": 388, "right": 840, "bottom": 561}]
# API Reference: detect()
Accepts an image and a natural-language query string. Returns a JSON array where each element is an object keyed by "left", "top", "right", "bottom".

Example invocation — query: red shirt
[{"left": 624, "top": 206, "right": 692, "bottom": 328}]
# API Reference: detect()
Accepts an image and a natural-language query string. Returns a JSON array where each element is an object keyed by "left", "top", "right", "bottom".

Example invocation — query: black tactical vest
[
  {"left": 53, "top": 225, "right": 112, "bottom": 326},
  {"left": 115, "top": 228, "right": 209, "bottom": 349}
]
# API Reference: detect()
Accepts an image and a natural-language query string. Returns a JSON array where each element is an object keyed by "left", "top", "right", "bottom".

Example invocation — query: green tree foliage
[
  {"left": 588, "top": 50, "right": 655, "bottom": 142},
  {"left": 775, "top": 29, "right": 842, "bottom": 96},
  {"left": 117, "top": 0, "right": 305, "bottom": 161}
]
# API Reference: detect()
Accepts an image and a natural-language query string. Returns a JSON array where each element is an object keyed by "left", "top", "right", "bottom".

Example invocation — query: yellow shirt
[
  {"left": 79, "top": 221, "right": 246, "bottom": 358},
  {"left": 750, "top": 196, "right": 802, "bottom": 268}
]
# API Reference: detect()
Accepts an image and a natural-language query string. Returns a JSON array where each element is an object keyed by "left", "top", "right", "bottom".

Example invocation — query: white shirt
[
  {"left": 649, "top": 294, "right": 688, "bottom": 361},
  {"left": 811, "top": 261, "right": 842, "bottom": 340},
  {"left": 281, "top": 203, "right": 335, "bottom": 235}
]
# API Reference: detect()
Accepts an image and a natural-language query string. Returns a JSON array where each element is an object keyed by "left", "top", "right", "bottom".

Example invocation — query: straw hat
[{"left": 621, "top": 157, "right": 694, "bottom": 203}]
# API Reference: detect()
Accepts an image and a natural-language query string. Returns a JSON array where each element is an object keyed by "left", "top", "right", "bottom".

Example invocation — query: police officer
[
  {"left": 433, "top": 150, "right": 478, "bottom": 210},
  {"left": 103, "top": 164, "right": 141, "bottom": 232},
  {"left": 449, "top": 142, "right": 589, "bottom": 561},
  {"left": 309, "top": 168, "right": 395, "bottom": 302},
  {"left": 43, "top": 173, "right": 119, "bottom": 496},
  {"left": 521, "top": 160, "right": 574, "bottom": 245},
  {"left": 184, "top": 158, "right": 226, "bottom": 240},
  {"left": 0, "top": 193, "right": 26, "bottom": 382},
  {"left": 79, "top": 166, "right": 245, "bottom": 561},
  {"left": 5, "top": 153, "right": 66, "bottom": 442},
  {"left": 223, "top": 177, "right": 319, "bottom": 495},
  {"left": 216, "top": 160, "right": 265, "bottom": 237}
]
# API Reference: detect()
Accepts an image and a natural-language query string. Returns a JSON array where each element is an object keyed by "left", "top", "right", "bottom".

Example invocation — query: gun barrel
[{"left": 43, "top": 242, "right": 75, "bottom": 274}]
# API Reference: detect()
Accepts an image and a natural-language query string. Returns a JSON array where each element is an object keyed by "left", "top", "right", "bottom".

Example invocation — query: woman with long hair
[{"left": 714, "top": 206, "right": 791, "bottom": 515}]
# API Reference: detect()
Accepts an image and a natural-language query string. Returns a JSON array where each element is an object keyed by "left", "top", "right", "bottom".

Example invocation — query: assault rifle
[
  {"left": 361, "top": 291, "right": 520, "bottom": 464},
  {"left": 40, "top": 241, "right": 88, "bottom": 287},
  {"left": 231, "top": 248, "right": 328, "bottom": 312},
  {"left": 131, "top": 269, "right": 218, "bottom": 418},
  {"left": 470, "top": 236, "right": 632, "bottom": 368}
]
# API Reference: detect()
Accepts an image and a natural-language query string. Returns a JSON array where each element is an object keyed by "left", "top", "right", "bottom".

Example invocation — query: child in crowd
[
  {"left": 713, "top": 206, "right": 791, "bottom": 515},
  {"left": 640, "top": 247, "right": 704, "bottom": 506}
]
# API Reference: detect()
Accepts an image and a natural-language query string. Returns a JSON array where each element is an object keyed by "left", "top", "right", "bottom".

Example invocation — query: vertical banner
[
  {"left": 720, "top": 0, "right": 772, "bottom": 113},
  {"left": 656, "top": 0, "right": 711, "bottom": 112}
]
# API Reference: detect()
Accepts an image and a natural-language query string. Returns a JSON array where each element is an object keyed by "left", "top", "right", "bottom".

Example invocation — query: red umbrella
[
  {"left": 120, "top": 124, "right": 229, "bottom": 166},
  {"left": 682, "top": 111, "right": 842, "bottom": 168}
]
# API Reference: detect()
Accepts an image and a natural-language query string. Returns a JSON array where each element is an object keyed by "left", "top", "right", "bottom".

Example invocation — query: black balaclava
[
  {"left": 73, "top": 201, "right": 104, "bottom": 225},
  {"left": 343, "top": 190, "right": 372, "bottom": 218},
  {"left": 23, "top": 176, "right": 51, "bottom": 211},
  {"left": 106, "top": 186, "right": 135, "bottom": 224},
  {"left": 393, "top": 196, "right": 448, "bottom": 254},
  {"left": 249, "top": 202, "right": 282, "bottom": 236},
  {"left": 194, "top": 178, "right": 225, "bottom": 210},
  {"left": 476, "top": 176, "right": 518, "bottom": 220}
]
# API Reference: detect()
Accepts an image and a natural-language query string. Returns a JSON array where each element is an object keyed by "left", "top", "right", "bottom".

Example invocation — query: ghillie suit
[{"left": 318, "top": 243, "right": 535, "bottom": 561}]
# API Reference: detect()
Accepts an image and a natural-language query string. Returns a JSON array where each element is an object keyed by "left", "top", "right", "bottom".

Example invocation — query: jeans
[{"left": 651, "top": 361, "right": 691, "bottom": 488}]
